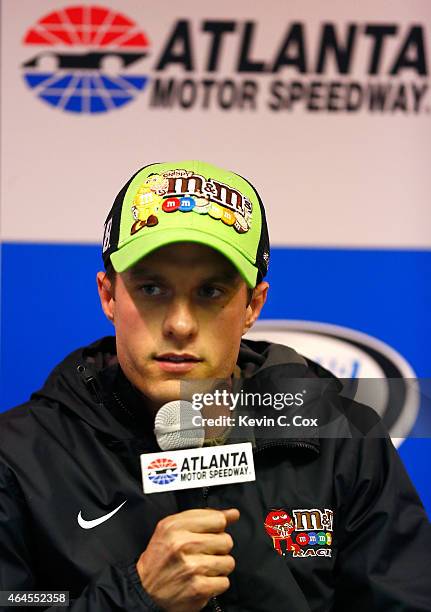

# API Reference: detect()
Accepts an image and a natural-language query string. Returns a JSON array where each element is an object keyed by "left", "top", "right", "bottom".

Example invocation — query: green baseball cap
[{"left": 102, "top": 161, "right": 270, "bottom": 287}]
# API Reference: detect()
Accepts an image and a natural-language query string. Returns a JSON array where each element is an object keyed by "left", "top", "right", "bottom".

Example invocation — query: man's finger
[
  {"left": 220, "top": 508, "right": 240, "bottom": 525},
  {"left": 196, "top": 575, "right": 231, "bottom": 599},
  {"left": 194, "top": 553, "right": 236, "bottom": 577},
  {"left": 181, "top": 532, "right": 234, "bottom": 555},
  {"left": 160, "top": 508, "right": 237, "bottom": 534}
]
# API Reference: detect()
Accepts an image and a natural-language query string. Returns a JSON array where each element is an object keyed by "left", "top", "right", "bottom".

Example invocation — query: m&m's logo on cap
[{"left": 130, "top": 169, "right": 253, "bottom": 236}]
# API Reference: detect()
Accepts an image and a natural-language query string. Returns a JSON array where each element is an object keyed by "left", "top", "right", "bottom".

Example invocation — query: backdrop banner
[{"left": 1, "top": 0, "right": 430, "bottom": 513}]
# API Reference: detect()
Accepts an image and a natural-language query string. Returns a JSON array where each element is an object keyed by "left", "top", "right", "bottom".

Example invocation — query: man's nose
[{"left": 162, "top": 299, "right": 198, "bottom": 341}]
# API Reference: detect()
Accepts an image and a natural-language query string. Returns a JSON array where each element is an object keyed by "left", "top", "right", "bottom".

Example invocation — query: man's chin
[
  {"left": 142, "top": 381, "right": 185, "bottom": 411},
  {"left": 142, "top": 377, "right": 221, "bottom": 410}
]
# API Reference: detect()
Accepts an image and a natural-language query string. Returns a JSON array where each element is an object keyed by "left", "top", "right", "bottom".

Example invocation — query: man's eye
[
  {"left": 140, "top": 284, "right": 164, "bottom": 296},
  {"left": 198, "top": 285, "right": 224, "bottom": 299}
]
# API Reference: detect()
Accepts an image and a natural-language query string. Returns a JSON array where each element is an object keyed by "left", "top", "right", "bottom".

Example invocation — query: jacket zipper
[
  {"left": 202, "top": 487, "right": 224, "bottom": 612},
  {"left": 253, "top": 439, "right": 318, "bottom": 455},
  {"left": 112, "top": 390, "right": 137, "bottom": 422},
  {"left": 77, "top": 364, "right": 103, "bottom": 404}
]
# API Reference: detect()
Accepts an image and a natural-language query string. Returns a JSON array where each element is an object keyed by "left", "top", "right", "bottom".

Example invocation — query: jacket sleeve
[
  {"left": 0, "top": 462, "right": 162, "bottom": 612},
  {"left": 334, "top": 419, "right": 431, "bottom": 611}
]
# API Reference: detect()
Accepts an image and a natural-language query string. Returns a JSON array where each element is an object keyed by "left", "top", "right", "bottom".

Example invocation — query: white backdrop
[{"left": 2, "top": 0, "right": 431, "bottom": 247}]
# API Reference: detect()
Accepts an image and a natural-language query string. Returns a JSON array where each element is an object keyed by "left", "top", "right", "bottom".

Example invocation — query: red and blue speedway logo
[
  {"left": 21, "top": 5, "right": 149, "bottom": 114},
  {"left": 147, "top": 457, "right": 178, "bottom": 485}
]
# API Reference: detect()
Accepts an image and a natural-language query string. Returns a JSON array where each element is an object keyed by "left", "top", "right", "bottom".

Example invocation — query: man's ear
[
  {"left": 96, "top": 271, "right": 115, "bottom": 324},
  {"left": 243, "top": 281, "right": 269, "bottom": 335}
]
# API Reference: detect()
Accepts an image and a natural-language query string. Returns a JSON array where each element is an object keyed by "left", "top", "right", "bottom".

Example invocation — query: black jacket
[{"left": 0, "top": 336, "right": 430, "bottom": 611}]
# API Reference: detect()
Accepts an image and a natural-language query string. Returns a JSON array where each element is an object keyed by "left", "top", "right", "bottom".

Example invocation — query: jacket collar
[{"left": 33, "top": 336, "right": 340, "bottom": 453}]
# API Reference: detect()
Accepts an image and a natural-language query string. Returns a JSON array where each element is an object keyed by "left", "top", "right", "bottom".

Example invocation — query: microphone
[
  {"left": 144, "top": 400, "right": 254, "bottom": 494},
  {"left": 154, "top": 400, "right": 205, "bottom": 451}
]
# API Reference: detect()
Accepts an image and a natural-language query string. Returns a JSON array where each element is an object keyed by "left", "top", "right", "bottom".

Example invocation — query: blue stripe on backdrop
[{"left": 1, "top": 242, "right": 430, "bottom": 514}]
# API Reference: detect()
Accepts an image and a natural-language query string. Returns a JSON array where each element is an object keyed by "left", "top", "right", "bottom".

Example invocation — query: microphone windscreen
[{"left": 154, "top": 400, "right": 205, "bottom": 451}]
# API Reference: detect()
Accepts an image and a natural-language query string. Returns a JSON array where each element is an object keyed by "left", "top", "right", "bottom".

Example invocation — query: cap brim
[{"left": 110, "top": 227, "right": 258, "bottom": 288}]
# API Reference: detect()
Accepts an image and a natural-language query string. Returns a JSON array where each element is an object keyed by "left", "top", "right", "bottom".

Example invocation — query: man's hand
[{"left": 136, "top": 508, "right": 240, "bottom": 612}]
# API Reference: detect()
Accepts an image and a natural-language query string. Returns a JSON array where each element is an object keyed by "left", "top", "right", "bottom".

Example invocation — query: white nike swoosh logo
[{"left": 77, "top": 500, "right": 127, "bottom": 529}]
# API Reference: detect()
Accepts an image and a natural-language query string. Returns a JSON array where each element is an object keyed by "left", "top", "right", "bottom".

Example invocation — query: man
[{"left": 0, "top": 160, "right": 430, "bottom": 611}]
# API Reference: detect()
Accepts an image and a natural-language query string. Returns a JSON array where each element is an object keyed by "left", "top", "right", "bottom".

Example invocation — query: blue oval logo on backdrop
[{"left": 246, "top": 320, "right": 419, "bottom": 447}]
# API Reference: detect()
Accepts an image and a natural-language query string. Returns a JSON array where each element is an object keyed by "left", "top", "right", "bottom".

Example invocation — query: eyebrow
[{"left": 204, "top": 272, "right": 241, "bottom": 285}]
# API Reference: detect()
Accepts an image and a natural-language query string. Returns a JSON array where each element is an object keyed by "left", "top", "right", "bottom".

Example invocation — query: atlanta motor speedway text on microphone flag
[{"left": 141, "top": 443, "right": 256, "bottom": 493}]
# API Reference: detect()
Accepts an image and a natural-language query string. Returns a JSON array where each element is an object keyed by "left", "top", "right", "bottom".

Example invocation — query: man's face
[{"left": 97, "top": 243, "right": 268, "bottom": 412}]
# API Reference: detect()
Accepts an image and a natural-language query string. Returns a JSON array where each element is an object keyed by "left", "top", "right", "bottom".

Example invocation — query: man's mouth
[
  {"left": 154, "top": 353, "right": 202, "bottom": 372},
  {"left": 155, "top": 353, "right": 201, "bottom": 363}
]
